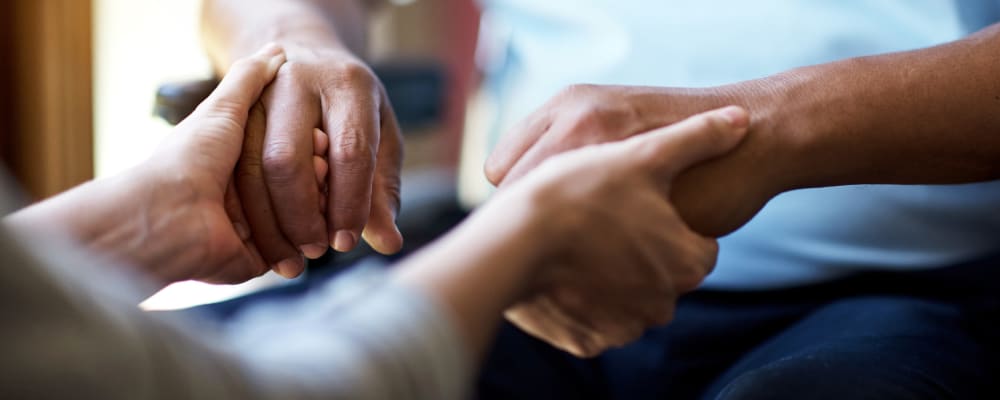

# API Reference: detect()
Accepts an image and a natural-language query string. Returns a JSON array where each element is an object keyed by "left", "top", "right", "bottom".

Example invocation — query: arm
[
  {"left": 202, "top": 0, "right": 374, "bottom": 70},
  {"left": 752, "top": 23, "right": 1000, "bottom": 188},
  {"left": 486, "top": 23, "right": 1000, "bottom": 237},
  {"left": 4, "top": 45, "right": 289, "bottom": 288},
  {"left": 0, "top": 108, "right": 748, "bottom": 397},
  {"left": 202, "top": 0, "right": 405, "bottom": 279}
]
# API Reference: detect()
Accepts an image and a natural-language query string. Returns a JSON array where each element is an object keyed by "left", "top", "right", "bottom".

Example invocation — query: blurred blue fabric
[{"left": 471, "top": 0, "right": 1000, "bottom": 289}]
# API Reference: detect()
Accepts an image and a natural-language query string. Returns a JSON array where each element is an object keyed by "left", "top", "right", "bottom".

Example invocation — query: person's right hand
[
  {"left": 235, "top": 44, "right": 405, "bottom": 278},
  {"left": 488, "top": 106, "right": 750, "bottom": 357},
  {"left": 484, "top": 84, "right": 786, "bottom": 238}
]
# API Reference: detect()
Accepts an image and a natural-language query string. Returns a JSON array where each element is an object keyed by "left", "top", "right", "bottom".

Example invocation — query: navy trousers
[
  {"left": 477, "top": 258, "right": 1000, "bottom": 399},
  {"left": 196, "top": 255, "right": 1000, "bottom": 399}
]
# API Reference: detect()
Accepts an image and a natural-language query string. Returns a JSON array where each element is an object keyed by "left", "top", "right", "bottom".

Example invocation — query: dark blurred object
[
  {"left": 153, "top": 78, "right": 219, "bottom": 125},
  {"left": 155, "top": 61, "right": 444, "bottom": 131}
]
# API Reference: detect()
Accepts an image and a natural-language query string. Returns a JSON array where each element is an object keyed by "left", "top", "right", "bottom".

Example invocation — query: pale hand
[{"left": 489, "top": 106, "right": 750, "bottom": 357}]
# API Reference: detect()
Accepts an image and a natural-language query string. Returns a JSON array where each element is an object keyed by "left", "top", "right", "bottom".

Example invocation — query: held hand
[
  {"left": 485, "top": 84, "right": 784, "bottom": 237},
  {"left": 235, "top": 44, "right": 404, "bottom": 278},
  {"left": 142, "top": 44, "right": 287, "bottom": 283},
  {"left": 492, "top": 106, "right": 750, "bottom": 357}
]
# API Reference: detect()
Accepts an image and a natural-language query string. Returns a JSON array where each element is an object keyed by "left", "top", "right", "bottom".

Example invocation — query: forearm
[
  {"left": 392, "top": 191, "right": 548, "bottom": 362},
  {"left": 202, "top": 0, "right": 372, "bottom": 73},
  {"left": 749, "top": 23, "right": 1000, "bottom": 191},
  {"left": 2, "top": 221, "right": 471, "bottom": 399},
  {"left": 3, "top": 167, "right": 203, "bottom": 287}
]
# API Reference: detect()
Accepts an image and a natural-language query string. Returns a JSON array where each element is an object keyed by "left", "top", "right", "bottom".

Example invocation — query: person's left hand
[{"left": 135, "top": 44, "right": 290, "bottom": 283}]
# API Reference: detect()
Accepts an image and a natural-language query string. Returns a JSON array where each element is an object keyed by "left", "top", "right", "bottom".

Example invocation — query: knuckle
[
  {"left": 558, "top": 83, "right": 597, "bottom": 99},
  {"left": 261, "top": 141, "right": 305, "bottom": 182},
  {"left": 333, "top": 61, "right": 377, "bottom": 89},
  {"left": 275, "top": 59, "right": 309, "bottom": 80},
  {"left": 201, "top": 97, "right": 247, "bottom": 124},
  {"left": 693, "top": 113, "right": 724, "bottom": 134},
  {"left": 566, "top": 108, "right": 604, "bottom": 131},
  {"left": 332, "top": 135, "right": 375, "bottom": 170}
]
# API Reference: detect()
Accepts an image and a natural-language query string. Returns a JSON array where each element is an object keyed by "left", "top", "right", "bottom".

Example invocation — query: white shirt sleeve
[{"left": 0, "top": 222, "right": 471, "bottom": 400}]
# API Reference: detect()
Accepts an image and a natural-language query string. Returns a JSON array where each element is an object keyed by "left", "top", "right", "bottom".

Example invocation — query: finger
[
  {"left": 206, "top": 180, "right": 269, "bottom": 283},
  {"left": 314, "top": 156, "right": 329, "bottom": 186},
  {"left": 498, "top": 125, "right": 578, "bottom": 188},
  {"left": 627, "top": 106, "right": 750, "bottom": 179},
  {"left": 321, "top": 86, "right": 379, "bottom": 253},
  {"left": 314, "top": 128, "right": 329, "bottom": 156},
  {"left": 191, "top": 43, "right": 285, "bottom": 127},
  {"left": 361, "top": 99, "right": 404, "bottom": 255},
  {"left": 261, "top": 79, "right": 329, "bottom": 259},
  {"left": 202, "top": 241, "right": 268, "bottom": 284},
  {"left": 223, "top": 177, "right": 252, "bottom": 243},
  {"left": 484, "top": 108, "right": 553, "bottom": 185},
  {"left": 238, "top": 102, "right": 304, "bottom": 278},
  {"left": 179, "top": 44, "right": 286, "bottom": 183},
  {"left": 506, "top": 298, "right": 604, "bottom": 358},
  {"left": 314, "top": 128, "right": 330, "bottom": 213}
]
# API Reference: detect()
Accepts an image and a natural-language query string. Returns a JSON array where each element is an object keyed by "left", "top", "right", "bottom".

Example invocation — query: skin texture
[
  {"left": 396, "top": 107, "right": 750, "bottom": 359},
  {"left": 6, "top": 45, "right": 289, "bottom": 287},
  {"left": 202, "top": 0, "right": 402, "bottom": 279},
  {"left": 486, "top": 23, "right": 1000, "bottom": 237},
  {"left": 3, "top": 42, "right": 751, "bottom": 361},
  {"left": 199, "top": 2, "right": 1000, "bottom": 356}
]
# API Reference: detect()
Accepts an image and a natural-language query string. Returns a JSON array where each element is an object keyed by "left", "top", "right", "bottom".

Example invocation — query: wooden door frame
[{"left": 1, "top": 0, "right": 93, "bottom": 201}]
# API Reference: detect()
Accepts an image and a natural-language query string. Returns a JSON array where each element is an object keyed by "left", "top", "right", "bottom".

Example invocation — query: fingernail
[
  {"left": 274, "top": 257, "right": 303, "bottom": 278},
  {"left": 300, "top": 243, "right": 328, "bottom": 259},
  {"left": 718, "top": 106, "right": 749, "bottom": 130},
  {"left": 232, "top": 222, "right": 250, "bottom": 241},
  {"left": 333, "top": 230, "right": 357, "bottom": 252}
]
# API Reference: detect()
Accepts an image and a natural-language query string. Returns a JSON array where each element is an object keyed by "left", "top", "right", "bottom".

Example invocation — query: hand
[
  {"left": 488, "top": 106, "right": 750, "bottom": 357},
  {"left": 138, "top": 44, "right": 288, "bottom": 283},
  {"left": 485, "top": 84, "right": 787, "bottom": 237},
  {"left": 235, "top": 43, "right": 404, "bottom": 278}
]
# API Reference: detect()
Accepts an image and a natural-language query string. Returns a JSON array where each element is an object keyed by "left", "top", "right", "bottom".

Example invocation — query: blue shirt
[{"left": 464, "top": 0, "right": 1000, "bottom": 289}]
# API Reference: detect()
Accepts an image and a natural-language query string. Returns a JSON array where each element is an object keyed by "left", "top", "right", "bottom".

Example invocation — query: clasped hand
[
  {"left": 490, "top": 107, "right": 750, "bottom": 356},
  {"left": 86, "top": 45, "right": 750, "bottom": 357}
]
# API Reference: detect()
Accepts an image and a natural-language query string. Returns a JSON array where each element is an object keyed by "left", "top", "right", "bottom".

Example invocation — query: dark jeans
[
  {"left": 478, "top": 257, "right": 1000, "bottom": 399},
  {"left": 196, "top": 255, "right": 1000, "bottom": 399}
]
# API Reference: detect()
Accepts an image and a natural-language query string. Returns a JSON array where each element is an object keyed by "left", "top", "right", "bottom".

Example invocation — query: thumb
[
  {"left": 184, "top": 43, "right": 286, "bottom": 149},
  {"left": 624, "top": 106, "right": 750, "bottom": 179},
  {"left": 173, "top": 44, "right": 285, "bottom": 184}
]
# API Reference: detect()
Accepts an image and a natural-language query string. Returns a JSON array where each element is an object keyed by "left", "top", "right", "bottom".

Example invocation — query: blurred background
[{"left": 0, "top": 0, "right": 479, "bottom": 309}]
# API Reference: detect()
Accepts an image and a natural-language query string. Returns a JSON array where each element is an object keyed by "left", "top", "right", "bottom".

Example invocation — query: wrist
[
  {"left": 462, "top": 189, "right": 554, "bottom": 298},
  {"left": 88, "top": 164, "right": 207, "bottom": 284},
  {"left": 218, "top": 4, "right": 353, "bottom": 71},
  {"left": 713, "top": 70, "right": 820, "bottom": 195}
]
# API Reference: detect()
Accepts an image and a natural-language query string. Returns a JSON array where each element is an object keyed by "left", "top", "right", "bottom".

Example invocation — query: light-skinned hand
[{"left": 488, "top": 106, "right": 750, "bottom": 357}]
